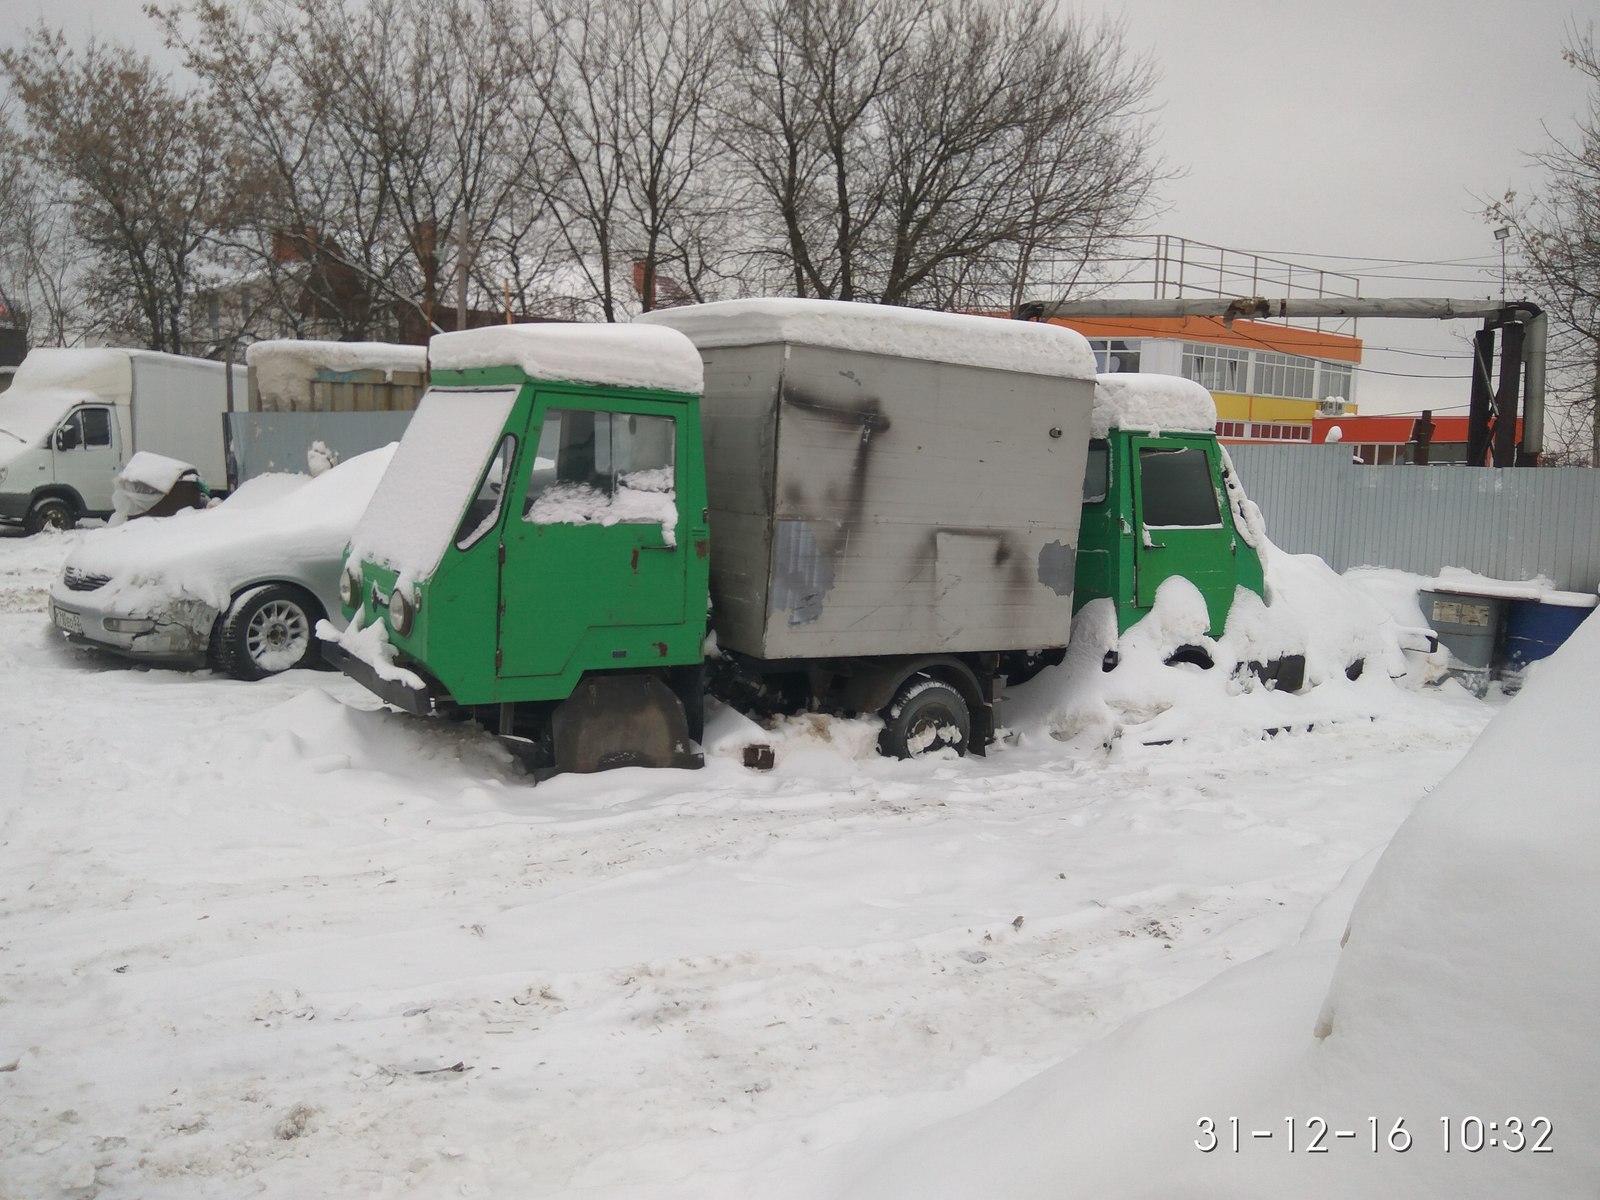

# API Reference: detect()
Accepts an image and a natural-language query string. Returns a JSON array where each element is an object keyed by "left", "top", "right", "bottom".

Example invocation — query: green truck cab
[
  {"left": 325, "top": 324, "right": 710, "bottom": 774},
  {"left": 1073, "top": 374, "right": 1267, "bottom": 642},
  {"left": 326, "top": 305, "right": 1282, "bottom": 776}
]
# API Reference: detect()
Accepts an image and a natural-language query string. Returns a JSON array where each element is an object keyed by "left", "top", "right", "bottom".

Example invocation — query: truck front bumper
[{"left": 322, "top": 639, "right": 444, "bottom": 717}]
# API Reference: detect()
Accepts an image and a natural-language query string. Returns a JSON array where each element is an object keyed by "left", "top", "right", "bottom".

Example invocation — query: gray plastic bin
[{"left": 1420, "top": 589, "right": 1505, "bottom": 697}]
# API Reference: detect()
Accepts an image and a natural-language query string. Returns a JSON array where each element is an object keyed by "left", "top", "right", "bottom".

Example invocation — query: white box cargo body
[
  {"left": 0, "top": 348, "right": 243, "bottom": 529},
  {"left": 639, "top": 299, "right": 1098, "bottom": 661}
]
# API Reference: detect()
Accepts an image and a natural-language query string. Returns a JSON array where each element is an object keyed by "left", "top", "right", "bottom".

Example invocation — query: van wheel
[
  {"left": 879, "top": 676, "right": 970, "bottom": 760},
  {"left": 25, "top": 497, "right": 75, "bottom": 535},
  {"left": 215, "top": 584, "right": 321, "bottom": 679}
]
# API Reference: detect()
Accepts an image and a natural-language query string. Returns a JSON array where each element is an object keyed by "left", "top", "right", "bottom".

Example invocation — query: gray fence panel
[
  {"left": 226, "top": 411, "right": 415, "bottom": 486},
  {"left": 1228, "top": 444, "right": 1600, "bottom": 592}
]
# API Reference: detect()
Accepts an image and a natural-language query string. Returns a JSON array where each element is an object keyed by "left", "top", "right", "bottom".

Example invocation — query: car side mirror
[{"left": 55, "top": 425, "right": 79, "bottom": 452}]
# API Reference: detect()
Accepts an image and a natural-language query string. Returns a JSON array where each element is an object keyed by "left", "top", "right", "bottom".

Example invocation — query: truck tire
[
  {"left": 879, "top": 675, "right": 971, "bottom": 760},
  {"left": 24, "top": 496, "right": 76, "bottom": 535},
  {"left": 214, "top": 584, "right": 321, "bottom": 680}
]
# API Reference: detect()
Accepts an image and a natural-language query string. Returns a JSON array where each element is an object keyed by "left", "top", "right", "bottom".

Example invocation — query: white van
[{"left": 0, "top": 348, "right": 245, "bottom": 533}]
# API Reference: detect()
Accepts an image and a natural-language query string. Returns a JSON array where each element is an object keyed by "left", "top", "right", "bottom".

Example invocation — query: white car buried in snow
[{"left": 47, "top": 445, "right": 395, "bottom": 679}]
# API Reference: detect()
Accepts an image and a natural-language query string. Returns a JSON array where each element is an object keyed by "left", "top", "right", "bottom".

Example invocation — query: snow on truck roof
[
  {"left": 11, "top": 348, "right": 135, "bottom": 398},
  {"left": 637, "top": 298, "right": 1097, "bottom": 379},
  {"left": 246, "top": 339, "right": 427, "bottom": 376},
  {"left": 1091, "top": 372, "right": 1218, "bottom": 438},
  {"left": 429, "top": 323, "right": 703, "bottom": 396},
  {"left": 248, "top": 339, "right": 429, "bottom": 411}
]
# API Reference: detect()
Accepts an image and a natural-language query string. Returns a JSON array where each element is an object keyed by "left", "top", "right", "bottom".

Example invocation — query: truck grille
[{"left": 62, "top": 567, "right": 112, "bottom": 592}]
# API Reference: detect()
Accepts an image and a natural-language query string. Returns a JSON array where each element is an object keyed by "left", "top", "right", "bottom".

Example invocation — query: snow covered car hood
[{"left": 60, "top": 445, "right": 396, "bottom": 615}]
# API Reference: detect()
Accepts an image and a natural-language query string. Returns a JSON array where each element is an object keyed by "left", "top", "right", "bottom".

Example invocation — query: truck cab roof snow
[{"left": 429, "top": 323, "right": 703, "bottom": 395}]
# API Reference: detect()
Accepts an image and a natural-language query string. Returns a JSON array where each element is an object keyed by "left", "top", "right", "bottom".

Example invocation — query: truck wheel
[
  {"left": 879, "top": 676, "right": 971, "bottom": 760},
  {"left": 25, "top": 497, "right": 76, "bottom": 535},
  {"left": 215, "top": 584, "right": 321, "bottom": 680}
]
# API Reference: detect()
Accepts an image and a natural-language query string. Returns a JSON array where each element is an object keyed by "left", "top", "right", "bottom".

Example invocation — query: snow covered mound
[
  {"left": 109, "top": 451, "right": 201, "bottom": 525},
  {"left": 1004, "top": 544, "right": 1418, "bottom": 751},
  {"left": 63, "top": 445, "right": 395, "bottom": 615},
  {"left": 849, "top": 608, "right": 1600, "bottom": 1199}
]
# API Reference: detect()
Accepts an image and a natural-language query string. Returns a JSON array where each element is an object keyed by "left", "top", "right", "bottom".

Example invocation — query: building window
[
  {"left": 1215, "top": 420, "right": 1247, "bottom": 438},
  {"left": 1317, "top": 361, "right": 1352, "bottom": 402},
  {"left": 1253, "top": 351, "right": 1317, "bottom": 400},
  {"left": 1246, "top": 422, "right": 1312, "bottom": 442},
  {"left": 1087, "top": 338, "right": 1141, "bottom": 373},
  {"left": 1182, "top": 343, "right": 1249, "bottom": 392}
]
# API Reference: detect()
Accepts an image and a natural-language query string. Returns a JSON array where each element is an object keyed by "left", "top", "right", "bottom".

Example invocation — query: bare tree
[
  {"left": 1488, "top": 22, "right": 1600, "bottom": 466},
  {"left": 0, "top": 102, "right": 86, "bottom": 346},
  {"left": 724, "top": 0, "right": 1165, "bottom": 308},
  {"left": 2, "top": 27, "right": 230, "bottom": 352},
  {"left": 524, "top": 0, "right": 737, "bottom": 321},
  {"left": 158, "top": 0, "right": 559, "bottom": 342}
]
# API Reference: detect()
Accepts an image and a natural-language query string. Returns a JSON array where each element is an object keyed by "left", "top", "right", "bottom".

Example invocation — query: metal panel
[
  {"left": 753, "top": 345, "right": 1093, "bottom": 659},
  {"left": 1228, "top": 444, "right": 1600, "bottom": 592},
  {"left": 696, "top": 345, "right": 783, "bottom": 656},
  {"left": 128, "top": 357, "right": 246, "bottom": 487},
  {"left": 225, "top": 411, "right": 414, "bottom": 486}
]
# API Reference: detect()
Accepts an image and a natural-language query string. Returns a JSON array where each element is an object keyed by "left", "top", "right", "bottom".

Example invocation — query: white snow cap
[
  {"left": 430, "top": 323, "right": 703, "bottom": 396},
  {"left": 1091, "top": 372, "right": 1218, "bottom": 438},
  {"left": 247, "top": 339, "right": 427, "bottom": 410},
  {"left": 637, "top": 298, "right": 1097, "bottom": 380},
  {"left": 11, "top": 348, "right": 134, "bottom": 400}
]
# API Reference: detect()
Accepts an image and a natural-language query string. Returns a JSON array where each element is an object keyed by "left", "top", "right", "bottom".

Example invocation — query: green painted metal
[
  {"left": 343, "top": 364, "right": 708, "bottom": 707},
  {"left": 1073, "top": 428, "right": 1265, "bottom": 637}
]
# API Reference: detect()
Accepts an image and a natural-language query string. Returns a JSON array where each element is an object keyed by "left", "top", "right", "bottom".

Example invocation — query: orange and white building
[{"left": 1044, "top": 315, "right": 1360, "bottom": 444}]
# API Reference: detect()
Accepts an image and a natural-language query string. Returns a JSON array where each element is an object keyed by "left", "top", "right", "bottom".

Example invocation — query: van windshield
[
  {"left": 0, "top": 389, "right": 83, "bottom": 446},
  {"left": 346, "top": 386, "right": 519, "bottom": 584}
]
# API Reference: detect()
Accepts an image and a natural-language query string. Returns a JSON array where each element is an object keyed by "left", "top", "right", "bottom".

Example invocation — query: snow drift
[{"left": 850, "top": 607, "right": 1600, "bottom": 1199}]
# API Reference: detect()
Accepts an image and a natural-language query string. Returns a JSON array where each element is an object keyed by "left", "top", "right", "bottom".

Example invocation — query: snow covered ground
[{"left": 0, "top": 530, "right": 1499, "bottom": 1198}]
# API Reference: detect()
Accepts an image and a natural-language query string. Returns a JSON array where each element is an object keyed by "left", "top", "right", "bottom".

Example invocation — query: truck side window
[
  {"left": 1138, "top": 446, "right": 1221, "bottom": 527},
  {"left": 1082, "top": 440, "right": 1109, "bottom": 504},
  {"left": 81, "top": 407, "right": 112, "bottom": 447},
  {"left": 524, "top": 409, "right": 676, "bottom": 525},
  {"left": 455, "top": 434, "right": 516, "bottom": 549}
]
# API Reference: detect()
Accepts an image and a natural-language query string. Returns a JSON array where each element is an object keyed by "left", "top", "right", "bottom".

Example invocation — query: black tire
[
  {"left": 24, "top": 496, "right": 76, "bottom": 535},
  {"left": 879, "top": 675, "right": 971, "bottom": 760},
  {"left": 214, "top": 584, "right": 322, "bottom": 680}
]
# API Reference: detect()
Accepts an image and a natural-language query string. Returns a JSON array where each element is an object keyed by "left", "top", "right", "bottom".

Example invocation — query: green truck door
[
  {"left": 1131, "top": 436, "right": 1236, "bottom": 635},
  {"left": 497, "top": 399, "right": 687, "bottom": 681}
]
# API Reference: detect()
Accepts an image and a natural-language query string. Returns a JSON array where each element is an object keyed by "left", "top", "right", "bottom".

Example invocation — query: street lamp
[{"left": 1494, "top": 226, "right": 1511, "bottom": 303}]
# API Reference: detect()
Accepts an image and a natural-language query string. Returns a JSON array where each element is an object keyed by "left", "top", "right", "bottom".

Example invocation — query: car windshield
[{"left": 345, "top": 386, "right": 520, "bottom": 585}]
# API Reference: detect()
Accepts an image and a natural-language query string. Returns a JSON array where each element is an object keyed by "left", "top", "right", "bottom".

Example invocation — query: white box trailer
[{"left": 0, "top": 348, "right": 245, "bottom": 532}]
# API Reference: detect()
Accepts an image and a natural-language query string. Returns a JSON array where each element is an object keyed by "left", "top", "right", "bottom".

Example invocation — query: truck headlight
[
  {"left": 389, "top": 588, "right": 415, "bottom": 636},
  {"left": 339, "top": 567, "right": 360, "bottom": 608}
]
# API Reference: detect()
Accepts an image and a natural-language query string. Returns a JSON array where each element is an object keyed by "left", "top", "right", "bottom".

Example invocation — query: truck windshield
[
  {"left": 1138, "top": 445, "right": 1221, "bottom": 527},
  {"left": 346, "top": 386, "right": 519, "bottom": 582}
]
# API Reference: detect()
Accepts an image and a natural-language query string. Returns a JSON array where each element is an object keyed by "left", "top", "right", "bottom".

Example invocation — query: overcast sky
[{"left": 9, "top": 0, "right": 1595, "bottom": 414}]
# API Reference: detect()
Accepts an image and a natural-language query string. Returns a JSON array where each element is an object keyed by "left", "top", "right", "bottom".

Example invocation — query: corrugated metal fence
[
  {"left": 226, "top": 411, "right": 413, "bottom": 487},
  {"left": 1228, "top": 444, "right": 1600, "bottom": 591}
]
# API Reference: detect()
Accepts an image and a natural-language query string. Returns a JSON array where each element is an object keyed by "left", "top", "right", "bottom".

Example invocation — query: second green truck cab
[{"left": 325, "top": 300, "right": 1278, "bottom": 775}]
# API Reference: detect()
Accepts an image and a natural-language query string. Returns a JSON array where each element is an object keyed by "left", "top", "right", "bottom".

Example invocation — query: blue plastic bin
[{"left": 1502, "top": 601, "right": 1593, "bottom": 673}]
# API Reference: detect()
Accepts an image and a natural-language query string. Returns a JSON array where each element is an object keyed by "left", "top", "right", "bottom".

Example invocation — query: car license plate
[{"left": 53, "top": 606, "right": 83, "bottom": 635}]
